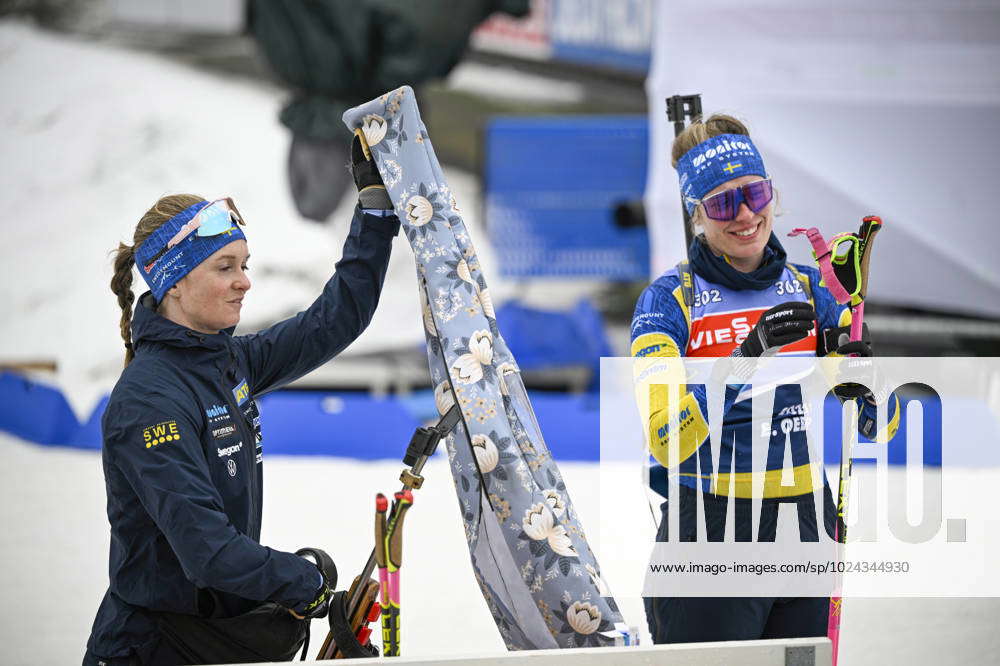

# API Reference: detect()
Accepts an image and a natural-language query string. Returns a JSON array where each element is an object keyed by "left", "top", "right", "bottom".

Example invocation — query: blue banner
[
  {"left": 549, "top": 0, "right": 652, "bottom": 72},
  {"left": 484, "top": 115, "right": 650, "bottom": 279},
  {"left": 472, "top": 0, "right": 652, "bottom": 73},
  {"left": 0, "top": 372, "right": 950, "bottom": 466}
]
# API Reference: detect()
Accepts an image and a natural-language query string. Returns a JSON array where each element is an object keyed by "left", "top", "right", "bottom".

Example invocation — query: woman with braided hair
[
  {"left": 85, "top": 137, "right": 398, "bottom": 665},
  {"left": 633, "top": 113, "right": 899, "bottom": 644}
]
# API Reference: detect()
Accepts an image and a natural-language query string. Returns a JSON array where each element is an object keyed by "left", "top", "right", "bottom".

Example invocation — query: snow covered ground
[
  {"left": 3, "top": 18, "right": 1000, "bottom": 666},
  {"left": 3, "top": 434, "right": 1000, "bottom": 665}
]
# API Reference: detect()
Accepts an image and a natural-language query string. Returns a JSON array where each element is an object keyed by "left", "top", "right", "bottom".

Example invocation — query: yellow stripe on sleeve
[
  {"left": 874, "top": 393, "right": 901, "bottom": 444},
  {"left": 631, "top": 342, "right": 709, "bottom": 470},
  {"left": 631, "top": 332, "right": 680, "bottom": 359}
]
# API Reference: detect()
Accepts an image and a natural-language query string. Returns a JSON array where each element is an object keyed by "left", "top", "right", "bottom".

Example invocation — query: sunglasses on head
[
  {"left": 144, "top": 198, "right": 245, "bottom": 271},
  {"left": 696, "top": 178, "right": 773, "bottom": 222}
]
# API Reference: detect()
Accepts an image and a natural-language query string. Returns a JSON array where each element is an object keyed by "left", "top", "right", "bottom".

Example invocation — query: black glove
[
  {"left": 290, "top": 547, "right": 338, "bottom": 620},
  {"left": 831, "top": 340, "right": 884, "bottom": 402},
  {"left": 734, "top": 301, "right": 816, "bottom": 358},
  {"left": 290, "top": 578, "right": 331, "bottom": 620},
  {"left": 351, "top": 130, "right": 392, "bottom": 210}
]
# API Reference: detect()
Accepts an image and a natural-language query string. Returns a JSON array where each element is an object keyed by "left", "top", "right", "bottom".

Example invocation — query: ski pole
[
  {"left": 831, "top": 216, "right": 881, "bottom": 666},
  {"left": 384, "top": 489, "right": 414, "bottom": 656},
  {"left": 375, "top": 493, "right": 390, "bottom": 655},
  {"left": 348, "top": 404, "right": 461, "bottom": 612},
  {"left": 789, "top": 215, "right": 883, "bottom": 666},
  {"left": 849, "top": 216, "right": 883, "bottom": 342},
  {"left": 788, "top": 216, "right": 882, "bottom": 348},
  {"left": 317, "top": 404, "right": 461, "bottom": 659}
]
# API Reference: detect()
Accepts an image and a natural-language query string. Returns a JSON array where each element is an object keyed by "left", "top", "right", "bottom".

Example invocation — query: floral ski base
[{"left": 344, "top": 87, "right": 624, "bottom": 650}]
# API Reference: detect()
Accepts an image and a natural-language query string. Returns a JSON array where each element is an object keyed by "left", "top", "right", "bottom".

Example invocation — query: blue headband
[
  {"left": 675, "top": 133, "right": 767, "bottom": 216},
  {"left": 134, "top": 201, "right": 247, "bottom": 302}
]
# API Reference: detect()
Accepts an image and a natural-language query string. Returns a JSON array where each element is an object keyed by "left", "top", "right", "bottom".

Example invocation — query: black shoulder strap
[
  {"left": 785, "top": 263, "right": 814, "bottom": 304},
  {"left": 327, "top": 590, "right": 377, "bottom": 658},
  {"left": 676, "top": 260, "right": 695, "bottom": 308}
]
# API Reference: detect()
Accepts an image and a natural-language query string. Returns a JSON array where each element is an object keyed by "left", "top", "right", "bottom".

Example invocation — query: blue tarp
[
  {"left": 0, "top": 372, "right": 603, "bottom": 461},
  {"left": 484, "top": 115, "right": 649, "bottom": 279},
  {"left": 0, "top": 372, "right": 951, "bottom": 466},
  {"left": 495, "top": 300, "right": 611, "bottom": 373},
  {"left": 0, "top": 372, "right": 81, "bottom": 446}
]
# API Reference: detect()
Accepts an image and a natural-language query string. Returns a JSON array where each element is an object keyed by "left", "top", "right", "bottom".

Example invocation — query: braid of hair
[
  {"left": 110, "top": 242, "right": 137, "bottom": 367},
  {"left": 111, "top": 193, "right": 206, "bottom": 367}
]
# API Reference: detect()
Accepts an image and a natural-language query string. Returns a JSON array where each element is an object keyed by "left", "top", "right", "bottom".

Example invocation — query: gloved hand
[
  {"left": 351, "top": 130, "right": 392, "bottom": 210},
  {"left": 829, "top": 339, "right": 871, "bottom": 399},
  {"left": 289, "top": 578, "right": 331, "bottom": 620},
  {"left": 733, "top": 301, "right": 816, "bottom": 358},
  {"left": 830, "top": 340, "right": 890, "bottom": 405},
  {"left": 832, "top": 339, "right": 871, "bottom": 356},
  {"left": 288, "top": 547, "right": 338, "bottom": 620}
]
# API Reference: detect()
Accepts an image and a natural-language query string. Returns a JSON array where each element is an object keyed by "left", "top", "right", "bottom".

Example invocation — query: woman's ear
[
  {"left": 689, "top": 208, "right": 705, "bottom": 237},
  {"left": 161, "top": 283, "right": 181, "bottom": 305}
]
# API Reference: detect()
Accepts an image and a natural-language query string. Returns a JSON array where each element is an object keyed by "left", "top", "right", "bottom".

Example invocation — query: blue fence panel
[
  {"left": 822, "top": 391, "right": 943, "bottom": 467},
  {"left": 0, "top": 375, "right": 949, "bottom": 467},
  {"left": 0, "top": 371, "right": 79, "bottom": 445},
  {"left": 484, "top": 115, "right": 649, "bottom": 279},
  {"left": 255, "top": 392, "right": 421, "bottom": 459}
]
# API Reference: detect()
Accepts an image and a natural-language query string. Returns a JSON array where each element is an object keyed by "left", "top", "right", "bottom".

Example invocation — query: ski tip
[
  {"left": 376, "top": 494, "right": 389, "bottom": 512},
  {"left": 395, "top": 489, "right": 414, "bottom": 504}
]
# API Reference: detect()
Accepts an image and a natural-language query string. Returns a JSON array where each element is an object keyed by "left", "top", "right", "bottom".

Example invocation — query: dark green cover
[{"left": 249, "top": 0, "right": 529, "bottom": 140}]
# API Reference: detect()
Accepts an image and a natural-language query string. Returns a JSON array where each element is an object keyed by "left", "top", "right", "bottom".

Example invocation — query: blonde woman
[{"left": 632, "top": 114, "right": 898, "bottom": 644}]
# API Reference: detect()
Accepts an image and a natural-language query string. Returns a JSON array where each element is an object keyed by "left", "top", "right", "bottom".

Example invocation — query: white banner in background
[{"left": 644, "top": 0, "right": 1000, "bottom": 317}]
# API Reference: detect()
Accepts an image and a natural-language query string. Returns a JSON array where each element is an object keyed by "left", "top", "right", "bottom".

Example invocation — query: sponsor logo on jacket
[
  {"left": 242, "top": 399, "right": 262, "bottom": 446},
  {"left": 232, "top": 379, "right": 250, "bottom": 407},
  {"left": 211, "top": 424, "right": 236, "bottom": 439},
  {"left": 218, "top": 441, "right": 243, "bottom": 458},
  {"left": 631, "top": 332, "right": 680, "bottom": 359},
  {"left": 143, "top": 420, "right": 180, "bottom": 448},
  {"left": 206, "top": 404, "right": 229, "bottom": 422},
  {"left": 687, "top": 309, "right": 815, "bottom": 357}
]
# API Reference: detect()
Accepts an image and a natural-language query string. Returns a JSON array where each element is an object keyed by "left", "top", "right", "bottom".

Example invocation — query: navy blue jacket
[{"left": 87, "top": 207, "right": 399, "bottom": 660}]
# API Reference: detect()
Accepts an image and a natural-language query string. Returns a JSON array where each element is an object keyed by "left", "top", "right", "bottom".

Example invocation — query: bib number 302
[
  {"left": 693, "top": 289, "right": 722, "bottom": 307},
  {"left": 775, "top": 279, "right": 803, "bottom": 296}
]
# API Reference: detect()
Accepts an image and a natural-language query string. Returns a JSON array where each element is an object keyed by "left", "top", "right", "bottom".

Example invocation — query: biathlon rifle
[
  {"left": 316, "top": 404, "right": 462, "bottom": 659},
  {"left": 666, "top": 94, "right": 702, "bottom": 254}
]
